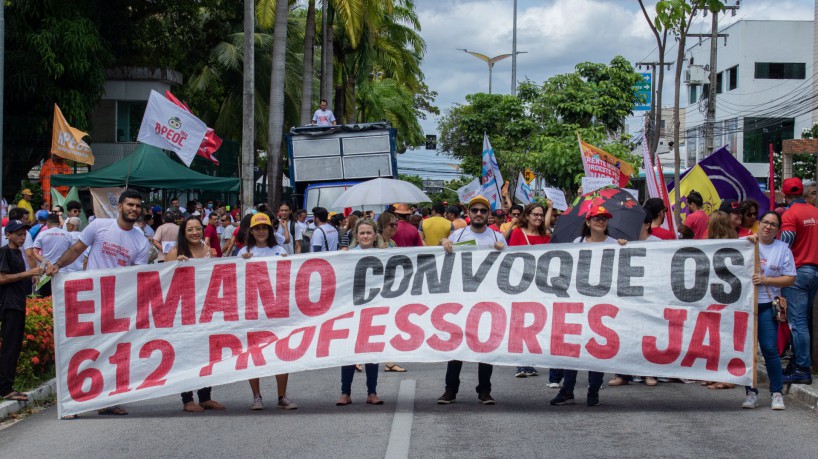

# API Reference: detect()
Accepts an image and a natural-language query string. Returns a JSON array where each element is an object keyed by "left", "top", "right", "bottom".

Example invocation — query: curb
[
  {"left": 756, "top": 364, "right": 818, "bottom": 410},
  {"left": 0, "top": 378, "right": 57, "bottom": 421}
]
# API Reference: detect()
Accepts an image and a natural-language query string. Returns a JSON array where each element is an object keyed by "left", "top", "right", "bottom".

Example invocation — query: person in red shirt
[
  {"left": 779, "top": 177, "right": 818, "bottom": 384},
  {"left": 684, "top": 190, "right": 709, "bottom": 239},
  {"left": 391, "top": 203, "right": 423, "bottom": 247},
  {"left": 507, "top": 202, "right": 552, "bottom": 378},
  {"left": 204, "top": 212, "right": 222, "bottom": 257},
  {"left": 643, "top": 198, "right": 675, "bottom": 240}
]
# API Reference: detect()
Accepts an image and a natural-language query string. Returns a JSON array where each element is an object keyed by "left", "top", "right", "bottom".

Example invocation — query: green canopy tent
[{"left": 50, "top": 143, "right": 240, "bottom": 192}]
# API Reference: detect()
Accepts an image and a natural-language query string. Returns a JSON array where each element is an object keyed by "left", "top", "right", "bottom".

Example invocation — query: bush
[{"left": 14, "top": 297, "right": 55, "bottom": 389}]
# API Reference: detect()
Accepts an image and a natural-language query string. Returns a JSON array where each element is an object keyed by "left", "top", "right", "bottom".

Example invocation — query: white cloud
[{"left": 415, "top": 0, "right": 815, "bottom": 136}]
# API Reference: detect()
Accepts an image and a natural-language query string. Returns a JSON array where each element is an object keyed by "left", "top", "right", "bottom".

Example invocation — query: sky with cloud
[{"left": 413, "top": 0, "right": 814, "bottom": 136}]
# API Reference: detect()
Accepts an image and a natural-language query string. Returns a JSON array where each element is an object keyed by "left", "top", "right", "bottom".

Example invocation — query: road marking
[{"left": 384, "top": 379, "right": 416, "bottom": 459}]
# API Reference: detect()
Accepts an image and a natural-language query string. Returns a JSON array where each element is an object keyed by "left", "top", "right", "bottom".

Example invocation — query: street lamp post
[{"left": 457, "top": 49, "right": 525, "bottom": 94}]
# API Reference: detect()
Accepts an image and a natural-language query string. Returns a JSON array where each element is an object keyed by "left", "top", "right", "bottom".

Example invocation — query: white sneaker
[
  {"left": 771, "top": 392, "right": 786, "bottom": 410},
  {"left": 547, "top": 382, "right": 561, "bottom": 389},
  {"left": 278, "top": 396, "right": 298, "bottom": 410},
  {"left": 251, "top": 395, "right": 264, "bottom": 410},
  {"left": 741, "top": 392, "right": 758, "bottom": 409}
]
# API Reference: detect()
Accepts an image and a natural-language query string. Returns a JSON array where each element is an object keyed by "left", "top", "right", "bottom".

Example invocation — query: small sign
[
  {"left": 581, "top": 176, "right": 614, "bottom": 194},
  {"left": 544, "top": 187, "right": 569, "bottom": 211}
]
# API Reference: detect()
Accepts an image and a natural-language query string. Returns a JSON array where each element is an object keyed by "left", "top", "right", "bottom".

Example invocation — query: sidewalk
[
  {"left": 756, "top": 363, "right": 818, "bottom": 409},
  {"left": 0, "top": 378, "right": 56, "bottom": 421}
]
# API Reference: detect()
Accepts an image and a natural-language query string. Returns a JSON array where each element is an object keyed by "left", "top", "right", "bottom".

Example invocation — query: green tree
[{"left": 437, "top": 56, "right": 641, "bottom": 194}]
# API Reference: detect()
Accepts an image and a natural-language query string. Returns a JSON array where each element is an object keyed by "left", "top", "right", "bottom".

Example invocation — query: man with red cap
[{"left": 779, "top": 177, "right": 818, "bottom": 385}]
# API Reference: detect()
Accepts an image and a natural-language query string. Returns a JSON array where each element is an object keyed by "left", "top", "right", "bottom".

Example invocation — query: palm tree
[
  {"left": 263, "top": 0, "right": 291, "bottom": 206},
  {"left": 300, "top": 0, "right": 317, "bottom": 126},
  {"left": 242, "top": 0, "right": 255, "bottom": 211}
]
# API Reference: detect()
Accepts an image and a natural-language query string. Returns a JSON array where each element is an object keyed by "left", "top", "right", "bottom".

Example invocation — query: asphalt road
[{"left": 1, "top": 362, "right": 816, "bottom": 458}]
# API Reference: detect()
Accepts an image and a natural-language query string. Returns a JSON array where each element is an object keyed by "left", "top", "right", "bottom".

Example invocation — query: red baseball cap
[
  {"left": 586, "top": 206, "right": 613, "bottom": 219},
  {"left": 782, "top": 177, "right": 804, "bottom": 196}
]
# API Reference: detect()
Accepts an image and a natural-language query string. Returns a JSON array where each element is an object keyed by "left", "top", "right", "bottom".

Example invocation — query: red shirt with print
[{"left": 781, "top": 202, "right": 818, "bottom": 267}]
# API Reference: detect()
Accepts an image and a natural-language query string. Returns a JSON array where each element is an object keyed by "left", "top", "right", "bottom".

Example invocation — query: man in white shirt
[
  {"left": 276, "top": 203, "right": 302, "bottom": 254},
  {"left": 63, "top": 217, "right": 85, "bottom": 273},
  {"left": 310, "top": 99, "right": 336, "bottom": 126},
  {"left": 438, "top": 195, "right": 505, "bottom": 406},
  {"left": 47, "top": 190, "right": 149, "bottom": 417},
  {"left": 310, "top": 207, "right": 338, "bottom": 252},
  {"left": 32, "top": 213, "right": 72, "bottom": 296}
]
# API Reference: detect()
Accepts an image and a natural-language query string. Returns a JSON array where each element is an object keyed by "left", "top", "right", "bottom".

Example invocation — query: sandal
[
  {"left": 183, "top": 401, "right": 205, "bottom": 412},
  {"left": 707, "top": 382, "right": 736, "bottom": 390},
  {"left": 384, "top": 363, "right": 407, "bottom": 373},
  {"left": 61, "top": 414, "right": 80, "bottom": 420},
  {"left": 98, "top": 406, "right": 128, "bottom": 415},
  {"left": 354, "top": 364, "right": 363, "bottom": 372},
  {"left": 366, "top": 394, "right": 384, "bottom": 405},
  {"left": 199, "top": 400, "right": 226, "bottom": 410},
  {"left": 1, "top": 391, "right": 29, "bottom": 402}
]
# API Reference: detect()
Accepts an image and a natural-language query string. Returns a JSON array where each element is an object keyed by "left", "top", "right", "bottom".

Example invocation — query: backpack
[{"left": 301, "top": 226, "right": 313, "bottom": 253}]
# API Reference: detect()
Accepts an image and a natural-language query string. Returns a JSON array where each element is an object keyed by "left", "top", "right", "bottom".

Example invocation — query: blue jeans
[
  {"left": 561, "top": 369, "right": 603, "bottom": 393},
  {"left": 783, "top": 265, "right": 818, "bottom": 370},
  {"left": 746, "top": 302, "right": 783, "bottom": 394},
  {"left": 549, "top": 368, "right": 564, "bottom": 383},
  {"left": 341, "top": 364, "right": 378, "bottom": 395}
]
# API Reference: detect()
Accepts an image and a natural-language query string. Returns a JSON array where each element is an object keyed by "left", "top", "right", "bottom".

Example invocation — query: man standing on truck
[{"left": 310, "top": 99, "right": 336, "bottom": 126}]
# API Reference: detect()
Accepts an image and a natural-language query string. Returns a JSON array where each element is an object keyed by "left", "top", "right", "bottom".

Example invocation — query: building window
[
  {"left": 754, "top": 62, "right": 806, "bottom": 80},
  {"left": 716, "top": 72, "right": 723, "bottom": 94},
  {"left": 726, "top": 65, "right": 738, "bottom": 90},
  {"left": 116, "top": 101, "right": 147, "bottom": 143},
  {"left": 688, "top": 85, "right": 699, "bottom": 104},
  {"left": 743, "top": 118, "right": 794, "bottom": 163}
]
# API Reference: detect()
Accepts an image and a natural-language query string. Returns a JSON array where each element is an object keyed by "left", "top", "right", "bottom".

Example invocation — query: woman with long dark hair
[
  {"left": 167, "top": 216, "right": 224, "bottom": 412},
  {"left": 238, "top": 213, "right": 298, "bottom": 411}
]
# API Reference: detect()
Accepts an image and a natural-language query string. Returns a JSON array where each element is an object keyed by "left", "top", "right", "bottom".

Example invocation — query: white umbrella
[{"left": 329, "top": 177, "right": 431, "bottom": 209}]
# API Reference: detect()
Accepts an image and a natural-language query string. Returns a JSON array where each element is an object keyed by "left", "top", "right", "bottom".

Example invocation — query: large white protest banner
[{"left": 53, "top": 240, "right": 757, "bottom": 417}]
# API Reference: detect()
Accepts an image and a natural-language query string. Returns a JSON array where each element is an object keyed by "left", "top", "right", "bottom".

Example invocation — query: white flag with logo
[
  {"left": 137, "top": 90, "right": 207, "bottom": 166},
  {"left": 481, "top": 134, "right": 504, "bottom": 210},
  {"left": 456, "top": 178, "right": 482, "bottom": 204},
  {"left": 514, "top": 172, "right": 534, "bottom": 205},
  {"left": 90, "top": 187, "right": 125, "bottom": 219}
]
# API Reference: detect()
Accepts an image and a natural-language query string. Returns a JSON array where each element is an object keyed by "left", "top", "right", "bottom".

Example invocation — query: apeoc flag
[
  {"left": 165, "top": 91, "right": 222, "bottom": 165},
  {"left": 481, "top": 134, "right": 504, "bottom": 210},
  {"left": 456, "top": 178, "right": 482, "bottom": 204},
  {"left": 53, "top": 241, "right": 756, "bottom": 417},
  {"left": 137, "top": 90, "right": 208, "bottom": 166},
  {"left": 51, "top": 104, "right": 94, "bottom": 165},
  {"left": 578, "top": 136, "right": 634, "bottom": 188},
  {"left": 669, "top": 146, "right": 768, "bottom": 222}
]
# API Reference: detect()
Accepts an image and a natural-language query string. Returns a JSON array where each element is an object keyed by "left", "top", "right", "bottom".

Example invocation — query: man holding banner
[
  {"left": 46, "top": 189, "right": 150, "bottom": 416},
  {"left": 438, "top": 196, "right": 506, "bottom": 405}
]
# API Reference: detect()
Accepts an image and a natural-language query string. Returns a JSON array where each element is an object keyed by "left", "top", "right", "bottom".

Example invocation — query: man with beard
[
  {"left": 437, "top": 196, "right": 506, "bottom": 405},
  {"left": 46, "top": 189, "right": 150, "bottom": 416}
]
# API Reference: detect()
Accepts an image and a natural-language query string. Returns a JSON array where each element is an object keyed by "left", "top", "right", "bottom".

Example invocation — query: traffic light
[{"left": 425, "top": 135, "right": 437, "bottom": 150}]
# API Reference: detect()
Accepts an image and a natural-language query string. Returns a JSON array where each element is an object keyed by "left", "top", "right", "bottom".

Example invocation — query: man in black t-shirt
[{"left": 0, "top": 220, "right": 44, "bottom": 401}]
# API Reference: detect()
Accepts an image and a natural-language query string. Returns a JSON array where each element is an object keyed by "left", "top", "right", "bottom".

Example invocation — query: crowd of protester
[{"left": 1, "top": 178, "right": 817, "bottom": 415}]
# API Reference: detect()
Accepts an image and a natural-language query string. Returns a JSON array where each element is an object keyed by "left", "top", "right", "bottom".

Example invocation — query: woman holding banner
[
  {"left": 743, "top": 211, "right": 795, "bottom": 410},
  {"left": 337, "top": 219, "right": 385, "bottom": 406},
  {"left": 167, "top": 216, "right": 226, "bottom": 412},
  {"left": 551, "top": 206, "right": 625, "bottom": 407},
  {"left": 237, "top": 213, "right": 299, "bottom": 411},
  {"left": 374, "top": 211, "right": 408, "bottom": 373},
  {"left": 507, "top": 202, "right": 552, "bottom": 378}
]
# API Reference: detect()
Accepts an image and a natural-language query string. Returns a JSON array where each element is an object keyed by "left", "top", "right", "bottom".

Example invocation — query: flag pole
[{"left": 768, "top": 143, "right": 776, "bottom": 211}]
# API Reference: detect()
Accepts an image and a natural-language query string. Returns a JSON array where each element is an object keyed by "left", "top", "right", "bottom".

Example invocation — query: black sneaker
[
  {"left": 550, "top": 390, "right": 575, "bottom": 405},
  {"left": 478, "top": 393, "right": 495, "bottom": 405},
  {"left": 782, "top": 369, "right": 812, "bottom": 385},
  {"left": 437, "top": 391, "right": 456, "bottom": 404},
  {"left": 586, "top": 389, "right": 600, "bottom": 406}
]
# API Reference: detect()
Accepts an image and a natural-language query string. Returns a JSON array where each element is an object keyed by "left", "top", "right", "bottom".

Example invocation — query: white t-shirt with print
[
  {"left": 80, "top": 218, "right": 150, "bottom": 271},
  {"left": 64, "top": 231, "right": 86, "bottom": 273},
  {"left": 33, "top": 226, "right": 73, "bottom": 264},
  {"left": 450, "top": 226, "right": 507, "bottom": 247},
  {"left": 236, "top": 245, "right": 286, "bottom": 258},
  {"left": 311, "top": 223, "right": 339, "bottom": 252},
  {"left": 758, "top": 239, "right": 797, "bottom": 303}
]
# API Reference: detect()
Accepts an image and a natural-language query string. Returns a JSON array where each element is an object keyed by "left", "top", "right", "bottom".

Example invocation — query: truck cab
[{"left": 286, "top": 122, "right": 398, "bottom": 215}]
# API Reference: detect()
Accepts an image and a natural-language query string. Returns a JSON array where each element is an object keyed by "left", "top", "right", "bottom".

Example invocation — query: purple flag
[{"left": 669, "top": 146, "right": 769, "bottom": 216}]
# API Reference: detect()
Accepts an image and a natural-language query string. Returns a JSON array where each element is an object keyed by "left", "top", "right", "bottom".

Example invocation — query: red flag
[
  {"left": 768, "top": 143, "right": 776, "bottom": 210},
  {"left": 165, "top": 91, "right": 221, "bottom": 165}
]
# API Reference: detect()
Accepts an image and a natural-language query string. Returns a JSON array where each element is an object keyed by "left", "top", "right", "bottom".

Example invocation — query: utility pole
[
  {"left": 511, "top": 0, "right": 518, "bottom": 96},
  {"left": 635, "top": 60, "right": 674, "bottom": 154},
  {"left": 241, "top": 0, "right": 255, "bottom": 212},
  {"left": 0, "top": 2, "right": 4, "bottom": 200},
  {"left": 688, "top": 2, "right": 739, "bottom": 155}
]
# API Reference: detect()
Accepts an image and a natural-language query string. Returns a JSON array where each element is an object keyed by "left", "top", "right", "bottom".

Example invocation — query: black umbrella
[{"left": 551, "top": 186, "right": 646, "bottom": 243}]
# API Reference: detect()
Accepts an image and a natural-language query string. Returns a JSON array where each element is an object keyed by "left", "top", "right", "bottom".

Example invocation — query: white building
[{"left": 683, "top": 19, "right": 814, "bottom": 178}]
